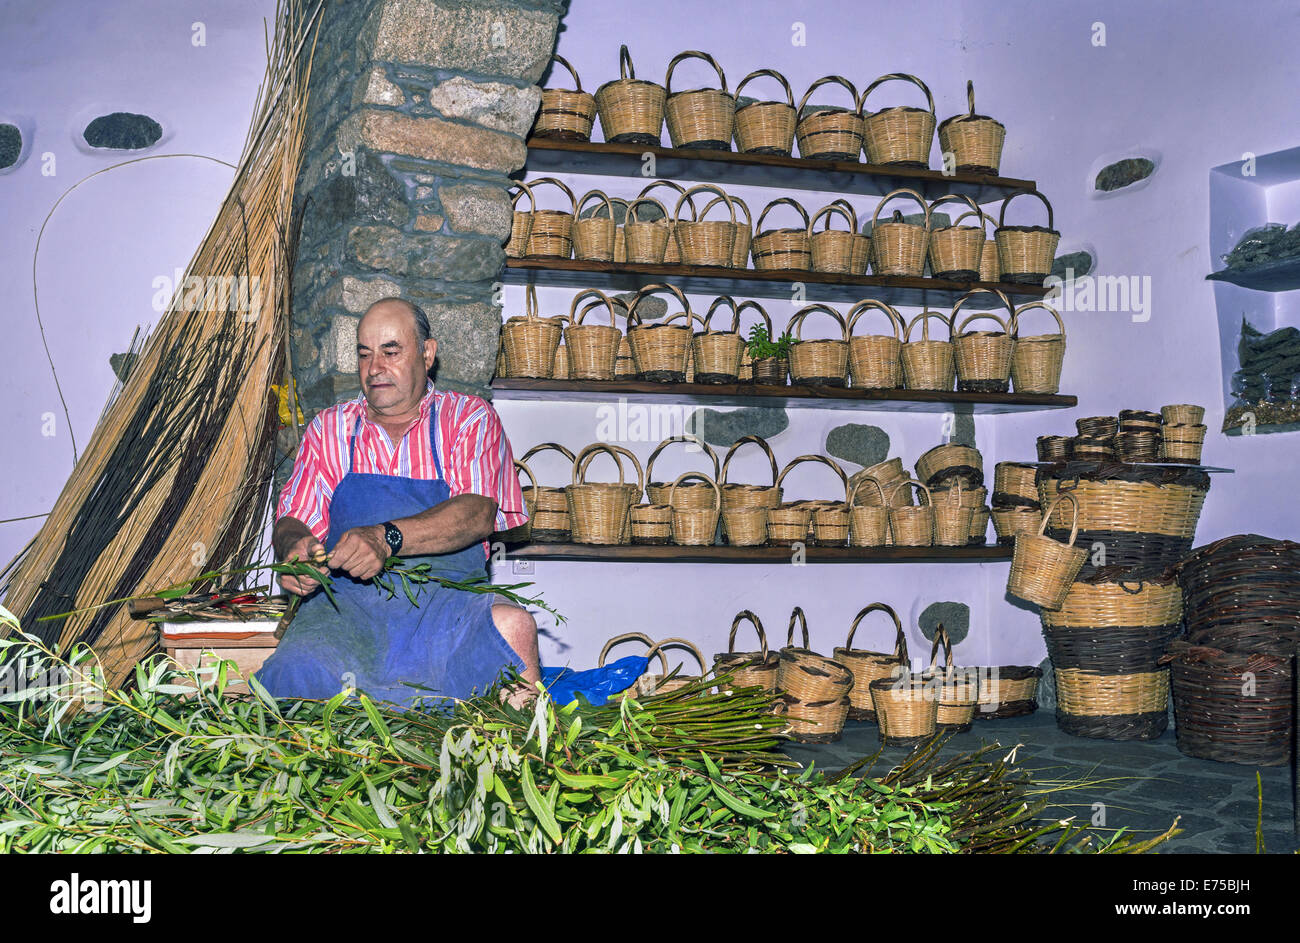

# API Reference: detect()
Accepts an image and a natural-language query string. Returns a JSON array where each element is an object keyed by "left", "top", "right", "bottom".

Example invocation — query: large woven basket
[
  {"left": 1055, "top": 666, "right": 1169, "bottom": 741},
  {"left": 672, "top": 184, "right": 737, "bottom": 267},
  {"left": 834, "top": 602, "right": 909, "bottom": 720},
  {"left": 859, "top": 72, "right": 936, "bottom": 168},
  {"left": 1042, "top": 573, "right": 1183, "bottom": 675},
  {"left": 888, "top": 478, "right": 934, "bottom": 547},
  {"left": 720, "top": 433, "right": 783, "bottom": 516},
  {"left": 787, "top": 303, "right": 849, "bottom": 387},
  {"left": 646, "top": 433, "right": 721, "bottom": 508},
  {"left": 777, "top": 607, "right": 855, "bottom": 743},
  {"left": 846, "top": 299, "right": 903, "bottom": 389},
  {"left": 692, "top": 295, "right": 745, "bottom": 384},
  {"left": 627, "top": 283, "right": 695, "bottom": 382},
  {"left": 622, "top": 197, "right": 671, "bottom": 263},
  {"left": 669, "top": 472, "right": 720, "bottom": 546},
  {"left": 1008, "top": 493, "right": 1087, "bottom": 610},
  {"left": 714, "top": 610, "right": 780, "bottom": 693},
  {"left": 523, "top": 176, "right": 577, "bottom": 259},
  {"left": 870, "top": 188, "right": 930, "bottom": 276},
  {"left": 809, "top": 201, "right": 869, "bottom": 275},
  {"left": 752, "top": 197, "right": 811, "bottom": 271},
  {"left": 975, "top": 665, "right": 1042, "bottom": 719},
  {"left": 1009, "top": 301, "right": 1067, "bottom": 395},
  {"left": 927, "top": 193, "right": 986, "bottom": 280},
  {"left": 950, "top": 288, "right": 1015, "bottom": 393},
  {"left": 937, "top": 80, "right": 1006, "bottom": 175},
  {"left": 915, "top": 442, "right": 983, "bottom": 491},
  {"left": 572, "top": 189, "right": 618, "bottom": 261},
  {"left": 566, "top": 443, "right": 644, "bottom": 544},
  {"left": 638, "top": 180, "right": 692, "bottom": 263},
  {"left": 594, "top": 45, "right": 665, "bottom": 145},
  {"left": 535, "top": 55, "right": 597, "bottom": 141},
  {"left": 519, "top": 442, "right": 576, "bottom": 542},
  {"left": 995, "top": 189, "right": 1060, "bottom": 285},
  {"left": 506, "top": 182, "right": 534, "bottom": 258},
  {"left": 848, "top": 476, "right": 891, "bottom": 547},
  {"left": 901, "top": 311, "right": 954, "bottom": 391},
  {"left": 563, "top": 288, "right": 622, "bottom": 380},
  {"left": 869, "top": 672, "right": 938, "bottom": 747},
  {"left": 923, "top": 626, "right": 979, "bottom": 731},
  {"left": 664, "top": 50, "right": 735, "bottom": 150},
  {"left": 500, "top": 285, "right": 566, "bottom": 379},
  {"left": 794, "top": 75, "right": 863, "bottom": 161},
  {"left": 733, "top": 68, "right": 797, "bottom": 155}
]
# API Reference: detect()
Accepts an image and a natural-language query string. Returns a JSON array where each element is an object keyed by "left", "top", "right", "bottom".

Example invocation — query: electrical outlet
[{"left": 512, "top": 559, "right": 534, "bottom": 575}]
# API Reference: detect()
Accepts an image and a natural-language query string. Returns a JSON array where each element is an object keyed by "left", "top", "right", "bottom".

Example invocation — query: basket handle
[
  {"left": 668, "top": 471, "right": 721, "bottom": 510},
  {"left": 808, "top": 201, "right": 856, "bottom": 236},
  {"left": 599, "top": 631, "right": 668, "bottom": 674},
  {"left": 525, "top": 176, "right": 578, "bottom": 213},
  {"left": 902, "top": 310, "right": 952, "bottom": 343},
  {"left": 796, "top": 75, "right": 860, "bottom": 117},
  {"left": 926, "top": 193, "right": 983, "bottom": 231},
  {"left": 735, "top": 299, "right": 773, "bottom": 339},
  {"left": 846, "top": 299, "right": 903, "bottom": 340},
  {"left": 547, "top": 54, "right": 584, "bottom": 92},
  {"left": 646, "top": 637, "right": 708, "bottom": 676},
  {"left": 950, "top": 288, "right": 1014, "bottom": 332},
  {"left": 927, "top": 624, "right": 956, "bottom": 674},
  {"left": 870, "top": 188, "right": 930, "bottom": 230},
  {"left": 1009, "top": 301, "right": 1066, "bottom": 341},
  {"left": 608, "top": 443, "right": 645, "bottom": 498},
  {"left": 626, "top": 196, "right": 669, "bottom": 225},
  {"left": 998, "top": 188, "right": 1055, "bottom": 231},
  {"left": 735, "top": 68, "right": 795, "bottom": 107},
  {"left": 702, "top": 295, "right": 742, "bottom": 334},
  {"left": 638, "top": 179, "right": 694, "bottom": 218},
  {"left": 787, "top": 303, "right": 849, "bottom": 342},
  {"left": 857, "top": 72, "right": 936, "bottom": 117},
  {"left": 1118, "top": 580, "right": 1146, "bottom": 595},
  {"left": 646, "top": 434, "right": 721, "bottom": 484},
  {"left": 628, "top": 282, "right": 693, "bottom": 329},
  {"left": 617, "top": 44, "right": 636, "bottom": 81},
  {"left": 576, "top": 189, "right": 616, "bottom": 219},
  {"left": 728, "top": 194, "right": 753, "bottom": 228},
  {"left": 844, "top": 603, "right": 907, "bottom": 663},
  {"left": 573, "top": 442, "right": 628, "bottom": 488},
  {"left": 673, "top": 183, "right": 736, "bottom": 225},
  {"left": 756, "top": 196, "right": 811, "bottom": 233},
  {"left": 776, "top": 453, "right": 850, "bottom": 494},
  {"left": 891, "top": 477, "right": 932, "bottom": 507},
  {"left": 520, "top": 441, "right": 577, "bottom": 482},
  {"left": 849, "top": 474, "right": 888, "bottom": 507},
  {"left": 728, "top": 610, "right": 769, "bottom": 658},
  {"left": 664, "top": 50, "right": 729, "bottom": 96},
  {"left": 1037, "top": 492, "right": 1080, "bottom": 546},
  {"left": 513, "top": 458, "right": 538, "bottom": 496},
  {"left": 510, "top": 180, "right": 536, "bottom": 211},
  {"left": 786, "top": 606, "right": 810, "bottom": 650},
  {"left": 568, "top": 288, "right": 619, "bottom": 328},
  {"left": 522, "top": 283, "right": 540, "bottom": 320},
  {"left": 721, "top": 434, "right": 779, "bottom": 488}
]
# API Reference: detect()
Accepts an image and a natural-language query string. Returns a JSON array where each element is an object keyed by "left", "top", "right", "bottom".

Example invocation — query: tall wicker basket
[
  {"left": 501, "top": 285, "right": 565, "bottom": 378},
  {"left": 668, "top": 472, "right": 720, "bottom": 546},
  {"left": 858, "top": 72, "right": 936, "bottom": 168},
  {"left": 638, "top": 180, "right": 692, "bottom": 263},
  {"left": 923, "top": 626, "right": 979, "bottom": 732},
  {"left": 594, "top": 45, "right": 665, "bottom": 145},
  {"left": 733, "top": 68, "right": 797, "bottom": 155},
  {"left": 870, "top": 188, "right": 930, "bottom": 276},
  {"left": 713, "top": 610, "right": 780, "bottom": 694},
  {"left": 846, "top": 299, "right": 903, "bottom": 389},
  {"left": 869, "top": 672, "right": 938, "bottom": 747},
  {"left": 646, "top": 433, "right": 721, "bottom": 508},
  {"left": 519, "top": 442, "right": 576, "bottom": 543},
  {"left": 693, "top": 295, "right": 745, "bottom": 384},
  {"left": 627, "top": 283, "right": 695, "bottom": 382},
  {"left": 901, "top": 311, "right": 955, "bottom": 391},
  {"left": 888, "top": 479, "right": 935, "bottom": 547},
  {"left": 949, "top": 288, "right": 1015, "bottom": 393},
  {"left": 834, "top": 602, "right": 909, "bottom": 721},
  {"left": 848, "top": 476, "right": 892, "bottom": 547},
  {"left": 663, "top": 50, "right": 735, "bottom": 150},
  {"left": 534, "top": 55, "right": 597, "bottom": 141},
  {"left": 506, "top": 182, "right": 535, "bottom": 258},
  {"left": 563, "top": 288, "right": 622, "bottom": 380},
  {"left": 995, "top": 189, "right": 1060, "bottom": 285},
  {"left": 1009, "top": 301, "right": 1067, "bottom": 395},
  {"left": 937, "top": 81, "right": 1006, "bottom": 175},
  {"left": 794, "top": 75, "right": 863, "bottom": 161},
  {"left": 787, "top": 303, "right": 850, "bottom": 387},
  {"left": 720, "top": 434, "right": 783, "bottom": 512},
  {"left": 572, "top": 189, "right": 618, "bottom": 262}
]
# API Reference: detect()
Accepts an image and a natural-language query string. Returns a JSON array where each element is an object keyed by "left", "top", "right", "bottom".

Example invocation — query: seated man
[{"left": 256, "top": 297, "right": 538, "bottom": 706}]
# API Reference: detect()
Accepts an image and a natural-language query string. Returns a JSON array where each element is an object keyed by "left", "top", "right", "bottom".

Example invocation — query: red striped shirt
[{"left": 276, "top": 383, "right": 527, "bottom": 553}]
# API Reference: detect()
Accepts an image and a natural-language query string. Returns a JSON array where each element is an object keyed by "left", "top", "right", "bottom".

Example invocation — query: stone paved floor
[{"left": 783, "top": 710, "right": 1297, "bottom": 854}]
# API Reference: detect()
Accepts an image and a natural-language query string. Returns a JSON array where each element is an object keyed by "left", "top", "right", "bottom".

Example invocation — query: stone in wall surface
[
  {"left": 83, "top": 112, "right": 162, "bottom": 149},
  {"left": 1051, "top": 249, "right": 1094, "bottom": 279},
  {"left": 825, "top": 423, "right": 890, "bottom": 469},
  {"left": 689, "top": 406, "right": 790, "bottom": 447},
  {"left": 1035, "top": 658, "right": 1056, "bottom": 710},
  {"left": 0, "top": 124, "right": 20, "bottom": 168},
  {"left": 918, "top": 601, "right": 970, "bottom": 645},
  {"left": 1095, "top": 157, "right": 1155, "bottom": 192}
]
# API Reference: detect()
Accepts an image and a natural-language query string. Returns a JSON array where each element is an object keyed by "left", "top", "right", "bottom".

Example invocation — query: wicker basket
[
  {"left": 995, "top": 189, "right": 1060, "bottom": 285},
  {"left": 552, "top": 341, "right": 569, "bottom": 379},
  {"left": 719, "top": 433, "right": 783, "bottom": 516},
  {"left": 1160, "top": 424, "right": 1207, "bottom": 464},
  {"left": 978, "top": 234, "right": 1000, "bottom": 283},
  {"left": 809, "top": 201, "right": 869, "bottom": 274},
  {"left": 733, "top": 68, "right": 797, "bottom": 155},
  {"left": 638, "top": 180, "right": 692, "bottom": 263},
  {"left": 594, "top": 45, "right": 665, "bottom": 145},
  {"left": 500, "top": 285, "right": 564, "bottom": 379},
  {"left": 777, "top": 607, "right": 855, "bottom": 743},
  {"left": 727, "top": 195, "right": 753, "bottom": 268},
  {"left": 901, "top": 311, "right": 954, "bottom": 393},
  {"left": 923, "top": 626, "right": 979, "bottom": 730},
  {"left": 629, "top": 502, "right": 673, "bottom": 544},
  {"left": 937, "top": 80, "right": 1006, "bottom": 175},
  {"left": 599, "top": 632, "right": 668, "bottom": 700},
  {"left": 572, "top": 189, "right": 618, "bottom": 261},
  {"left": 888, "top": 479, "right": 934, "bottom": 546},
  {"left": 769, "top": 454, "right": 849, "bottom": 545},
  {"left": 672, "top": 184, "right": 737, "bottom": 267},
  {"left": 506, "top": 182, "right": 535, "bottom": 258},
  {"left": 496, "top": 459, "right": 537, "bottom": 544},
  {"left": 787, "top": 303, "right": 849, "bottom": 387},
  {"left": 646, "top": 433, "right": 721, "bottom": 507},
  {"left": 848, "top": 476, "right": 892, "bottom": 547},
  {"left": 752, "top": 197, "right": 811, "bottom": 270},
  {"left": 950, "top": 288, "right": 1015, "bottom": 393},
  {"left": 522, "top": 176, "right": 577, "bottom": 259},
  {"left": 975, "top": 665, "right": 1042, "bottom": 719},
  {"left": 1009, "top": 301, "right": 1067, "bottom": 395},
  {"left": 641, "top": 637, "right": 710, "bottom": 696},
  {"left": 794, "top": 75, "right": 864, "bottom": 161},
  {"left": 1008, "top": 493, "right": 1087, "bottom": 610},
  {"left": 1036, "top": 435, "right": 1070, "bottom": 462},
  {"left": 932, "top": 481, "right": 976, "bottom": 547},
  {"left": 669, "top": 472, "right": 720, "bottom": 546},
  {"left": 563, "top": 288, "right": 622, "bottom": 380},
  {"left": 846, "top": 299, "right": 904, "bottom": 389},
  {"left": 714, "top": 610, "right": 780, "bottom": 693},
  {"left": 859, "top": 72, "right": 936, "bottom": 168},
  {"left": 915, "top": 442, "right": 984, "bottom": 491},
  {"left": 1161, "top": 404, "right": 1204, "bottom": 426},
  {"left": 519, "top": 442, "right": 576, "bottom": 542},
  {"left": 992, "top": 506, "right": 1041, "bottom": 545},
  {"left": 690, "top": 295, "right": 744, "bottom": 384},
  {"left": 663, "top": 50, "right": 734, "bottom": 150},
  {"left": 969, "top": 503, "right": 991, "bottom": 544},
  {"left": 869, "top": 672, "right": 939, "bottom": 747},
  {"left": 621, "top": 197, "right": 671, "bottom": 263},
  {"left": 870, "top": 188, "right": 930, "bottom": 276},
  {"left": 927, "top": 194, "right": 986, "bottom": 280},
  {"left": 1055, "top": 666, "right": 1169, "bottom": 741},
  {"left": 993, "top": 461, "right": 1040, "bottom": 508},
  {"left": 535, "top": 55, "right": 597, "bottom": 141},
  {"left": 566, "top": 443, "right": 644, "bottom": 544},
  {"left": 1042, "top": 574, "right": 1183, "bottom": 676},
  {"left": 626, "top": 283, "right": 694, "bottom": 382},
  {"left": 835, "top": 602, "right": 909, "bottom": 720}
]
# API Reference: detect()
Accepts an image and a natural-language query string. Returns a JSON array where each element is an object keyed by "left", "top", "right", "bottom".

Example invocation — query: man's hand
[
  {"left": 329, "top": 524, "right": 389, "bottom": 581},
  {"left": 280, "top": 534, "right": 326, "bottom": 596}
]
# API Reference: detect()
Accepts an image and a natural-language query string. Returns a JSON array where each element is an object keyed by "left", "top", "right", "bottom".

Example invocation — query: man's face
[{"left": 356, "top": 302, "right": 437, "bottom": 413}]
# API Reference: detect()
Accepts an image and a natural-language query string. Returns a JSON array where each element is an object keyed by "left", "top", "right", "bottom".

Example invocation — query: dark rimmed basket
[
  {"left": 645, "top": 433, "right": 721, "bottom": 508},
  {"left": 994, "top": 189, "right": 1060, "bottom": 285},
  {"left": 949, "top": 287, "right": 1015, "bottom": 393},
  {"left": 846, "top": 299, "right": 903, "bottom": 389},
  {"left": 1054, "top": 665, "right": 1170, "bottom": 741},
  {"left": 565, "top": 443, "right": 644, "bottom": 545},
  {"left": 519, "top": 442, "right": 576, "bottom": 543},
  {"left": 900, "top": 311, "right": 954, "bottom": 391},
  {"left": 733, "top": 68, "right": 797, "bottom": 156},
  {"left": 871, "top": 188, "right": 930, "bottom": 277},
  {"left": 858, "top": 72, "right": 936, "bottom": 168},
  {"left": 927, "top": 193, "right": 986, "bottom": 280},
  {"left": 869, "top": 671, "right": 939, "bottom": 748},
  {"left": 627, "top": 282, "right": 695, "bottom": 382},
  {"left": 975, "top": 665, "right": 1042, "bottom": 719},
  {"left": 500, "top": 284, "right": 566, "bottom": 379},
  {"left": 937, "top": 81, "right": 1006, "bottom": 176},
  {"left": 834, "top": 602, "right": 910, "bottom": 721},
  {"left": 752, "top": 197, "right": 812, "bottom": 271},
  {"left": 534, "top": 54, "right": 597, "bottom": 141},
  {"left": 692, "top": 295, "right": 745, "bottom": 384},
  {"left": 776, "top": 607, "right": 855, "bottom": 743},
  {"left": 794, "top": 75, "right": 863, "bottom": 161},
  {"left": 663, "top": 49, "right": 735, "bottom": 150},
  {"left": 713, "top": 609, "right": 780, "bottom": 694},
  {"left": 916, "top": 442, "right": 984, "bottom": 491},
  {"left": 1010, "top": 301, "right": 1067, "bottom": 395},
  {"left": 787, "top": 302, "right": 849, "bottom": 387},
  {"left": 594, "top": 44, "right": 665, "bottom": 145}
]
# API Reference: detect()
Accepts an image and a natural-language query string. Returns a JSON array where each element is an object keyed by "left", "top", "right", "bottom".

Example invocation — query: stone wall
[{"left": 289, "top": 0, "right": 565, "bottom": 414}]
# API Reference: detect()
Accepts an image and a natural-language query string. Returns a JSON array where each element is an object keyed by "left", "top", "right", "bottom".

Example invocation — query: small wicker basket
[
  {"left": 535, "top": 55, "right": 597, "bottom": 141},
  {"left": 809, "top": 201, "right": 869, "bottom": 274},
  {"left": 915, "top": 442, "right": 984, "bottom": 490},
  {"left": 901, "top": 311, "right": 955, "bottom": 391},
  {"left": 669, "top": 472, "right": 721, "bottom": 546},
  {"left": 770, "top": 454, "right": 849, "bottom": 546},
  {"left": 736, "top": 299, "right": 773, "bottom": 382},
  {"left": 638, "top": 180, "right": 692, "bottom": 263},
  {"left": 859, "top": 72, "right": 936, "bottom": 168},
  {"left": 664, "top": 50, "right": 735, "bottom": 150},
  {"left": 846, "top": 299, "right": 904, "bottom": 389},
  {"left": 932, "top": 480, "right": 975, "bottom": 547},
  {"left": 563, "top": 288, "right": 622, "bottom": 381},
  {"left": 646, "top": 433, "right": 721, "bottom": 507},
  {"left": 787, "top": 303, "right": 850, "bottom": 387},
  {"left": 870, "top": 188, "right": 930, "bottom": 276},
  {"left": 572, "top": 189, "right": 618, "bottom": 262},
  {"left": 937, "top": 81, "right": 1005, "bottom": 175},
  {"left": 794, "top": 75, "right": 864, "bottom": 161},
  {"left": 1009, "top": 301, "right": 1067, "bottom": 395},
  {"left": 627, "top": 282, "right": 695, "bottom": 382},
  {"left": 927, "top": 193, "right": 986, "bottom": 280},
  {"left": 629, "top": 501, "right": 673, "bottom": 544},
  {"left": 600, "top": 632, "right": 668, "bottom": 700},
  {"left": 594, "top": 45, "right": 665, "bottom": 145},
  {"left": 752, "top": 197, "right": 812, "bottom": 271},
  {"left": 566, "top": 443, "right": 644, "bottom": 545},
  {"left": 1007, "top": 493, "right": 1087, "bottom": 610},
  {"left": 693, "top": 295, "right": 745, "bottom": 384},
  {"left": 1161, "top": 404, "right": 1204, "bottom": 425},
  {"left": 869, "top": 672, "right": 939, "bottom": 747},
  {"left": 641, "top": 638, "right": 710, "bottom": 696},
  {"left": 993, "top": 461, "right": 1040, "bottom": 508},
  {"left": 995, "top": 189, "right": 1060, "bottom": 285},
  {"left": 519, "top": 442, "right": 576, "bottom": 543},
  {"left": 720, "top": 433, "right": 783, "bottom": 517},
  {"left": 1160, "top": 424, "right": 1207, "bottom": 464},
  {"left": 848, "top": 476, "right": 892, "bottom": 547},
  {"left": 923, "top": 625, "right": 979, "bottom": 731},
  {"left": 950, "top": 287, "right": 1015, "bottom": 393},
  {"left": 501, "top": 285, "right": 566, "bottom": 379},
  {"left": 992, "top": 506, "right": 1041, "bottom": 545},
  {"left": 621, "top": 196, "right": 672, "bottom": 263},
  {"left": 733, "top": 68, "right": 797, "bottom": 156},
  {"left": 713, "top": 610, "right": 780, "bottom": 693},
  {"left": 727, "top": 195, "right": 753, "bottom": 268},
  {"left": 888, "top": 479, "right": 935, "bottom": 546},
  {"left": 672, "top": 184, "right": 737, "bottom": 267},
  {"left": 975, "top": 664, "right": 1042, "bottom": 719},
  {"left": 834, "top": 602, "right": 909, "bottom": 720},
  {"left": 522, "top": 176, "right": 578, "bottom": 259},
  {"left": 506, "top": 182, "right": 535, "bottom": 258}
]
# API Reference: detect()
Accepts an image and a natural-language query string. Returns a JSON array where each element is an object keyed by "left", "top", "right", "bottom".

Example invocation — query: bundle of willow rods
[{"left": 0, "top": 0, "right": 321, "bottom": 688}]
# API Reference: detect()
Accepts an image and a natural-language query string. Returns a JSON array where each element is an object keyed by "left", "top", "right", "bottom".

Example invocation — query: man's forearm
[
  {"left": 387, "top": 494, "right": 497, "bottom": 556},
  {"left": 273, "top": 516, "right": 316, "bottom": 560}
]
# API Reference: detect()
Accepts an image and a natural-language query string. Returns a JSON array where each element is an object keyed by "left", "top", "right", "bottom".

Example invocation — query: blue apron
[{"left": 255, "top": 400, "right": 525, "bottom": 707}]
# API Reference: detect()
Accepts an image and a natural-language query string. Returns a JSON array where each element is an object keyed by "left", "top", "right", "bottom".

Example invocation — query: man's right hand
[{"left": 280, "top": 535, "right": 327, "bottom": 596}]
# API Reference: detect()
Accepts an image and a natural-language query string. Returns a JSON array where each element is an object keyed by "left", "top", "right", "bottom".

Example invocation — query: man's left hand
[{"left": 329, "top": 524, "right": 390, "bottom": 581}]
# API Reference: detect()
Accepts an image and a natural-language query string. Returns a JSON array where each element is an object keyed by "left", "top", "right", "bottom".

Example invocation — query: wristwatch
[{"left": 379, "top": 521, "right": 404, "bottom": 557}]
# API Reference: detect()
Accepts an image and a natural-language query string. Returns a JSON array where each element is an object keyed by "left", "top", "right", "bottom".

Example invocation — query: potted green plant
[{"left": 745, "top": 324, "right": 798, "bottom": 385}]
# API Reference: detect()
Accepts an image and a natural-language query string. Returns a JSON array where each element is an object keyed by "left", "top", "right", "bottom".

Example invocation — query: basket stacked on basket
[
  {"left": 991, "top": 460, "right": 1041, "bottom": 546},
  {"left": 776, "top": 608, "right": 855, "bottom": 743},
  {"left": 834, "top": 603, "right": 909, "bottom": 721}
]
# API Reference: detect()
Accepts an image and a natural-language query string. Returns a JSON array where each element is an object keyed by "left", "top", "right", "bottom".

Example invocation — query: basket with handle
[
  {"left": 519, "top": 442, "right": 576, "bottom": 543},
  {"left": 736, "top": 299, "right": 775, "bottom": 383},
  {"left": 923, "top": 625, "right": 979, "bottom": 731},
  {"left": 849, "top": 457, "right": 911, "bottom": 507},
  {"left": 787, "top": 303, "right": 850, "bottom": 387},
  {"left": 501, "top": 284, "right": 566, "bottom": 378},
  {"left": 916, "top": 442, "right": 984, "bottom": 490},
  {"left": 693, "top": 295, "right": 745, "bottom": 384},
  {"left": 835, "top": 602, "right": 909, "bottom": 719},
  {"left": 808, "top": 200, "right": 867, "bottom": 274},
  {"left": 600, "top": 632, "right": 669, "bottom": 700},
  {"left": 810, "top": 474, "right": 852, "bottom": 546},
  {"left": 978, "top": 229, "right": 1000, "bottom": 283},
  {"left": 950, "top": 288, "right": 1015, "bottom": 393},
  {"left": 609, "top": 197, "right": 631, "bottom": 262},
  {"left": 594, "top": 44, "right": 666, "bottom": 145},
  {"left": 720, "top": 433, "right": 783, "bottom": 514},
  {"left": 672, "top": 184, "right": 737, "bottom": 267},
  {"left": 995, "top": 189, "right": 1060, "bottom": 285},
  {"left": 506, "top": 181, "right": 535, "bottom": 258},
  {"left": 1009, "top": 301, "right": 1067, "bottom": 394},
  {"left": 535, "top": 54, "right": 597, "bottom": 141},
  {"left": 722, "top": 503, "right": 769, "bottom": 546},
  {"left": 564, "top": 288, "right": 622, "bottom": 380},
  {"left": 938, "top": 80, "right": 1006, "bottom": 175},
  {"left": 888, "top": 479, "right": 935, "bottom": 547},
  {"left": 495, "top": 459, "right": 537, "bottom": 544},
  {"left": 733, "top": 68, "right": 797, "bottom": 156},
  {"left": 714, "top": 610, "right": 779, "bottom": 693},
  {"left": 794, "top": 76, "right": 864, "bottom": 161},
  {"left": 641, "top": 637, "right": 710, "bottom": 695},
  {"left": 726, "top": 195, "right": 752, "bottom": 268},
  {"left": 870, "top": 188, "right": 930, "bottom": 276},
  {"left": 1007, "top": 493, "right": 1087, "bottom": 609},
  {"left": 566, "top": 442, "right": 644, "bottom": 545},
  {"left": 646, "top": 433, "right": 722, "bottom": 508},
  {"left": 901, "top": 311, "right": 955, "bottom": 391},
  {"left": 849, "top": 475, "right": 892, "bottom": 547},
  {"left": 932, "top": 480, "right": 975, "bottom": 547},
  {"left": 522, "top": 176, "right": 578, "bottom": 259},
  {"left": 664, "top": 50, "right": 735, "bottom": 150},
  {"left": 777, "top": 607, "right": 855, "bottom": 743},
  {"left": 669, "top": 472, "right": 721, "bottom": 546},
  {"left": 623, "top": 197, "right": 672, "bottom": 263},
  {"left": 927, "top": 194, "right": 986, "bottom": 280},
  {"left": 572, "top": 189, "right": 619, "bottom": 261},
  {"left": 769, "top": 455, "right": 848, "bottom": 545},
  {"left": 638, "top": 180, "right": 693, "bottom": 263},
  {"left": 859, "top": 73, "right": 936, "bottom": 167},
  {"left": 751, "top": 197, "right": 812, "bottom": 270},
  {"left": 629, "top": 501, "right": 673, "bottom": 544},
  {"left": 627, "top": 283, "right": 695, "bottom": 382},
  {"left": 869, "top": 669, "right": 938, "bottom": 747},
  {"left": 846, "top": 298, "right": 904, "bottom": 389},
  {"left": 615, "top": 321, "right": 638, "bottom": 379}
]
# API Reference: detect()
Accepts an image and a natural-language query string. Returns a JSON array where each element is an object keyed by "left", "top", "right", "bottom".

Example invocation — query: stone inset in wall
[
  {"left": 825, "top": 423, "right": 890, "bottom": 469},
  {"left": 918, "top": 601, "right": 970, "bottom": 645},
  {"left": 0, "top": 124, "right": 21, "bottom": 169},
  {"left": 690, "top": 406, "right": 790, "bottom": 447},
  {"left": 1051, "top": 249, "right": 1094, "bottom": 279},
  {"left": 83, "top": 112, "right": 162, "bottom": 150},
  {"left": 1095, "top": 157, "right": 1155, "bottom": 192}
]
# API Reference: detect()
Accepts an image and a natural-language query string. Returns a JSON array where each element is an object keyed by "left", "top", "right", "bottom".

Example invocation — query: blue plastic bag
[{"left": 539, "top": 655, "right": 649, "bottom": 707}]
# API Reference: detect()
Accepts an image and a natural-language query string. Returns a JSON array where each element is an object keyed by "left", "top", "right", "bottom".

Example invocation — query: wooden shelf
[
  {"left": 523, "top": 138, "right": 1036, "bottom": 205},
  {"left": 504, "top": 258, "right": 1051, "bottom": 307},
  {"left": 504, "top": 543, "right": 1011, "bottom": 563},
  {"left": 492, "top": 377, "right": 1077, "bottom": 413}
]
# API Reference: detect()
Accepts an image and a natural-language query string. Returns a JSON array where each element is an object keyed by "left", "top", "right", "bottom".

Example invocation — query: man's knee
[{"left": 492, "top": 603, "right": 537, "bottom": 638}]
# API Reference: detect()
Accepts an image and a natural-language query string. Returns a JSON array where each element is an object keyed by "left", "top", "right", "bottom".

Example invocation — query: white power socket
[{"left": 512, "top": 559, "right": 535, "bottom": 575}]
